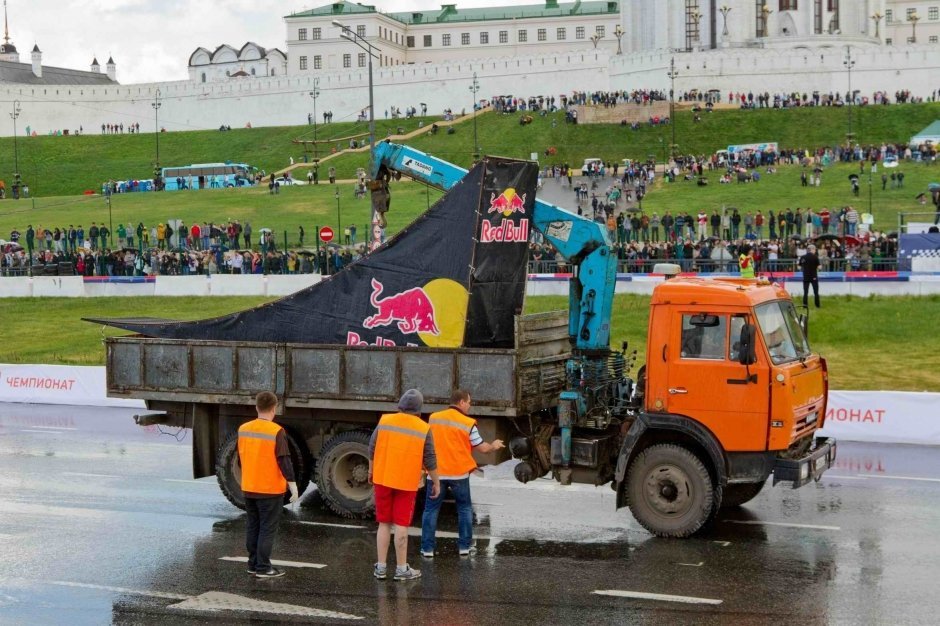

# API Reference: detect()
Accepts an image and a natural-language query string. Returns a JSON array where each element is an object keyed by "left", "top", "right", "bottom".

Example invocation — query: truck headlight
[{"left": 800, "top": 464, "right": 809, "bottom": 480}]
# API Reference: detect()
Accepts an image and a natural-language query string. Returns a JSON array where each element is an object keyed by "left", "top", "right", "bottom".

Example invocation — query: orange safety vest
[
  {"left": 429, "top": 408, "right": 477, "bottom": 478},
  {"left": 372, "top": 412, "right": 430, "bottom": 491},
  {"left": 237, "top": 419, "right": 287, "bottom": 496}
]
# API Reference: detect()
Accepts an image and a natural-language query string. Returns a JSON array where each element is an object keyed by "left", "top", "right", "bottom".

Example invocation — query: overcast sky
[{"left": 11, "top": 0, "right": 515, "bottom": 84}]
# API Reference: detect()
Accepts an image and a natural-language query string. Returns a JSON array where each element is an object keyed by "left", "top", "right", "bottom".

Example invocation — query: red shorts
[{"left": 374, "top": 484, "right": 417, "bottom": 526}]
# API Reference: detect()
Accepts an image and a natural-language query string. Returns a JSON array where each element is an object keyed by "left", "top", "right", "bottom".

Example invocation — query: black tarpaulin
[{"left": 86, "top": 156, "right": 537, "bottom": 349}]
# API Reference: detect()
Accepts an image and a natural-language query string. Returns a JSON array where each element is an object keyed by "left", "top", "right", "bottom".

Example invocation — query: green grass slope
[{"left": 2, "top": 102, "right": 938, "bottom": 198}]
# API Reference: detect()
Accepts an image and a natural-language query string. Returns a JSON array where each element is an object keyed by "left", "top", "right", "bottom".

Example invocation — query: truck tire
[
  {"left": 720, "top": 481, "right": 766, "bottom": 508},
  {"left": 626, "top": 443, "right": 715, "bottom": 538},
  {"left": 316, "top": 431, "right": 375, "bottom": 519},
  {"left": 216, "top": 428, "right": 311, "bottom": 510}
]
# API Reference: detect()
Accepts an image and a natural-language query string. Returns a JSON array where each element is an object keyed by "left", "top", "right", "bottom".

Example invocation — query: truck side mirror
[{"left": 739, "top": 323, "right": 757, "bottom": 365}]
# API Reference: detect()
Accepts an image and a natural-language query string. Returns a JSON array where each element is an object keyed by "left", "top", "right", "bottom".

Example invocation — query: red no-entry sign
[{"left": 319, "top": 226, "right": 334, "bottom": 242}]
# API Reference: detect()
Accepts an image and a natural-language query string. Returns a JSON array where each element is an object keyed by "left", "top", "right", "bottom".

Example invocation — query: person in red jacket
[{"left": 190, "top": 223, "right": 201, "bottom": 251}]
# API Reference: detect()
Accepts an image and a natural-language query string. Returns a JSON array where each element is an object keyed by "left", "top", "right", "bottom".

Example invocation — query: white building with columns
[{"left": 0, "top": 0, "right": 937, "bottom": 138}]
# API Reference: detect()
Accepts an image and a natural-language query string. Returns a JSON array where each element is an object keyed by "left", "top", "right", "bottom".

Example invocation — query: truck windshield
[{"left": 754, "top": 301, "right": 811, "bottom": 364}]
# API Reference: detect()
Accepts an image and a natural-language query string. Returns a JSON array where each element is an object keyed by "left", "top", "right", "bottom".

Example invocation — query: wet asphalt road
[{"left": 1, "top": 404, "right": 939, "bottom": 625}]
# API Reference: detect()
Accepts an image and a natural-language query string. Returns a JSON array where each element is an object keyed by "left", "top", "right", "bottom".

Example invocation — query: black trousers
[
  {"left": 803, "top": 279, "right": 820, "bottom": 308},
  {"left": 245, "top": 495, "right": 282, "bottom": 572}
]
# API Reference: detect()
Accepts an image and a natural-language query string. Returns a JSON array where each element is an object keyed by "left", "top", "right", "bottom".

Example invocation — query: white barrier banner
[
  {"left": 818, "top": 390, "right": 940, "bottom": 446},
  {"left": 0, "top": 364, "right": 145, "bottom": 408}
]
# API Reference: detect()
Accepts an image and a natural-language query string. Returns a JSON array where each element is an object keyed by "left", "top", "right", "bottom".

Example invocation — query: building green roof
[{"left": 287, "top": 1, "right": 619, "bottom": 25}]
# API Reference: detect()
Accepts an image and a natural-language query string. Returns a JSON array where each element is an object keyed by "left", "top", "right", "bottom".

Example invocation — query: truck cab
[
  {"left": 607, "top": 276, "right": 835, "bottom": 537},
  {"left": 645, "top": 277, "right": 827, "bottom": 456}
]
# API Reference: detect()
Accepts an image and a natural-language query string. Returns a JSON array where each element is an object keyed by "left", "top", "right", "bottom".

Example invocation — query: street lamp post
[
  {"left": 309, "top": 78, "right": 320, "bottom": 159},
  {"left": 333, "top": 20, "right": 381, "bottom": 251},
  {"left": 908, "top": 12, "right": 920, "bottom": 43},
  {"left": 469, "top": 72, "right": 480, "bottom": 160},
  {"left": 334, "top": 188, "right": 341, "bottom": 247},
  {"left": 105, "top": 190, "right": 113, "bottom": 246},
  {"left": 667, "top": 57, "right": 679, "bottom": 157},
  {"left": 843, "top": 46, "right": 855, "bottom": 142},
  {"left": 613, "top": 25, "right": 624, "bottom": 55},
  {"left": 152, "top": 89, "right": 162, "bottom": 186},
  {"left": 871, "top": 12, "right": 883, "bottom": 39},
  {"left": 10, "top": 99, "right": 20, "bottom": 194},
  {"left": 719, "top": 5, "right": 732, "bottom": 37},
  {"left": 590, "top": 33, "right": 602, "bottom": 49}
]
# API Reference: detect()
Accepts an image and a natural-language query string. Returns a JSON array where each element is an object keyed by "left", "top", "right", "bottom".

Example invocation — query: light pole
[
  {"left": 871, "top": 12, "right": 883, "bottom": 39},
  {"left": 10, "top": 99, "right": 20, "bottom": 193},
  {"left": 105, "top": 190, "right": 113, "bottom": 246},
  {"left": 908, "top": 12, "right": 920, "bottom": 43},
  {"left": 843, "top": 46, "right": 855, "bottom": 142},
  {"left": 667, "top": 57, "right": 679, "bottom": 157},
  {"left": 152, "top": 89, "right": 162, "bottom": 185},
  {"left": 309, "top": 78, "right": 320, "bottom": 159},
  {"left": 334, "top": 188, "right": 341, "bottom": 247},
  {"left": 469, "top": 72, "right": 480, "bottom": 160},
  {"left": 590, "top": 33, "right": 602, "bottom": 49},
  {"left": 719, "top": 5, "right": 732, "bottom": 37},
  {"left": 333, "top": 19, "right": 381, "bottom": 250},
  {"left": 613, "top": 24, "right": 624, "bottom": 55}
]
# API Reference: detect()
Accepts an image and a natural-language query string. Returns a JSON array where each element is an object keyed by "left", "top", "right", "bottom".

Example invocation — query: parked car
[{"left": 581, "top": 158, "right": 603, "bottom": 176}]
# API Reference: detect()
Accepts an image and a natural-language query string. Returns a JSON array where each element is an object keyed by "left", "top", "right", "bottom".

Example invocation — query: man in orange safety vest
[
  {"left": 238, "top": 391, "right": 297, "bottom": 578},
  {"left": 420, "top": 389, "right": 504, "bottom": 558}
]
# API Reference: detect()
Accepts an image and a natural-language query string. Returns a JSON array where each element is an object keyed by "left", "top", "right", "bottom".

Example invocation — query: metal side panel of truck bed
[{"left": 105, "top": 311, "right": 570, "bottom": 418}]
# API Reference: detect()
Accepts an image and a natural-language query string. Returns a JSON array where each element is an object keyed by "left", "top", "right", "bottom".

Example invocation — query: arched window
[
  {"left": 201, "top": 72, "right": 206, "bottom": 83},
  {"left": 251, "top": 67, "right": 256, "bottom": 75},
  {"left": 271, "top": 69, "right": 276, "bottom": 76}
]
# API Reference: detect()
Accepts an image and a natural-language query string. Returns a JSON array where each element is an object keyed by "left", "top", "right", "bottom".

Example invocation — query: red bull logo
[
  {"left": 481, "top": 219, "right": 529, "bottom": 243},
  {"left": 363, "top": 278, "right": 440, "bottom": 335},
  {"left": 488, "top": 188, "right": 527, "bottom": 216}
]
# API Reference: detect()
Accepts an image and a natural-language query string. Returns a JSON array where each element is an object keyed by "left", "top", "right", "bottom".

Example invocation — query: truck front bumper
[{"left": 772, "top": 437, "right": 837, "bottom": 488}]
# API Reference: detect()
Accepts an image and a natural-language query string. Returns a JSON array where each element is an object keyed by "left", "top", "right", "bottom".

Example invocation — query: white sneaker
[
  {"left": 420, "top": 551, "right": 434, "bottom": 559},
  {"left": 459, "top": 546, "right": 477, "bottom": 556}
]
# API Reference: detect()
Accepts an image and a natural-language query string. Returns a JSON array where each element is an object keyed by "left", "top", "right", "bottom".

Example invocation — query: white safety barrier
[
  {"left": 0, "top": 363, "right": 936, "bottom": 446},
  {"left": 818, "top": 390, "right": 940, "bottom": 446},
  {"left": 0, "top": 364, "right": 145, "bottom": 408}
]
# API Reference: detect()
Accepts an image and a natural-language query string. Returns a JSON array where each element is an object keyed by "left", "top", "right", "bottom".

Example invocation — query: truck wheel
[
  {"left": 316, "top": 431, "right": 375, "bottom": 519},
  {"left": 216, "top": 428, "right": 311, "bottom": 510},
  {"left": 720, "top": 481, "right": 765, "bottom": 508},
  {"left": 626, "top": 444, "right": 714, "bottom": 538}
]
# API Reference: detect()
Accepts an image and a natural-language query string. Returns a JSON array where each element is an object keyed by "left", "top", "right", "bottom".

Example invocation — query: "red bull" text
[
  {"left": 480, "top": 218, "right": 530, "bottom": 243},
  {"left": 363, "top": 278, "right": 440, "bottom": 335}
]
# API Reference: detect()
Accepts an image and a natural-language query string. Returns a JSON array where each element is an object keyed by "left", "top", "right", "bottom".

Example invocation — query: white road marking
[
  {"left": 163, "top": 479, "right": 218, "bottom": 485},
  {"left": 47, "top": 582, "right": 361, "bottom": 620},
  {"left": 20, "top": 429, "right": 63, "bottom": 434},
  {"left": 169, "top": 591, "right": 362, "bottom": 620},
  {"left": 712, "top": 541, "right": 731, "bottom": 547},
  {"left": 62, "top": 472, "right": 120, "bottom": 479},
  {"left": 858, "top": 474, "right": 940, "bottom": 483},
  {"left": 296, "top": 520, "right": 365, "bottom": 530},
  {"left": 825, "top": 475, "right": 869, "bottom": 480},
  {"left": 593, "top": 590, "right": 722, "bottom": 605},
  {"left": 219, "top": 556, "right": 326, "bottom": 569},
  {"left": 677, "top": 562, "right": 705, "bottom": 567},
  {"left": 726, "top": 520, "right": 841, "bottom": 531},
  {"left": 24, "top": 425, "right": 77, "bottom": 431},
  {"left": 47, "top": 580, "right": 189, "bottom": 600}
]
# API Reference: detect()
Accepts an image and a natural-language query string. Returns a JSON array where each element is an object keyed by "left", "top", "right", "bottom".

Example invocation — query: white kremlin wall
[
  {"left": 1, "top": 44, "right": 938, "bottom": 138},
  {"left": 0, "top": 51, "right": 609, "bottom": 137}
]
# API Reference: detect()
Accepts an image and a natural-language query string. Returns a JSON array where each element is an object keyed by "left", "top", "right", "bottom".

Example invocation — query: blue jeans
[{"left": 420, "top": 477, "right": 473, "bottom": 552}]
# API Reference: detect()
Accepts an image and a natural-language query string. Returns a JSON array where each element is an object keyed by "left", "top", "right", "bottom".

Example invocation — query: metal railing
[{"left": 528, "top": 257, "right": 901, "bottom": 274}]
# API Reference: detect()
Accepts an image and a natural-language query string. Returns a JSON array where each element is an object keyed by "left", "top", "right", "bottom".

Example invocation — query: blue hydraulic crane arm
[{"left": 371, "top": 140, "right": 617, "bottom": 352}]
